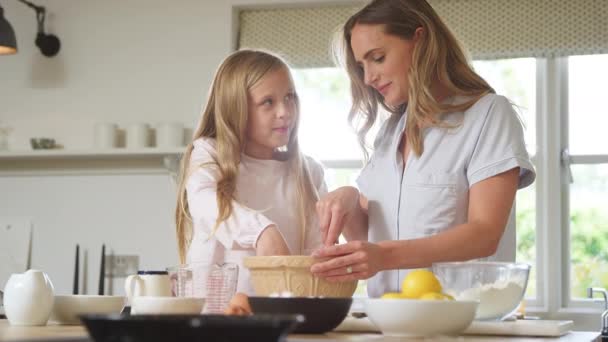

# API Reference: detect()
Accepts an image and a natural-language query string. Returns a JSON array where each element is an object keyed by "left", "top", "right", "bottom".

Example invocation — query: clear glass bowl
[{"left": 432, "top": 262, "right": 531, "bottom": 320}]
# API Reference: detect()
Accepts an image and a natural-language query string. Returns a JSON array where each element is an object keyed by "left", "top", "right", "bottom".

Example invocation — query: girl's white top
[
  {"left": 186, "top": 138, "right": 327, "bottom": 294},
  {"left": 357, "top": 94, "right": 536, "bottom": 298}
]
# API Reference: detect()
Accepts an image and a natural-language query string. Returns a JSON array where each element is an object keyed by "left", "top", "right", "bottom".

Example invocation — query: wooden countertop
[{"left": 0, "top": 320, "right": 600, "bottom": 342}]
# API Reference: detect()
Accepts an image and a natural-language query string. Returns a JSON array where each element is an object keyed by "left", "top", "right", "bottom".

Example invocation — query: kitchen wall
[{"left": 0, "top": 0, "right": 353, "bottom": 295}]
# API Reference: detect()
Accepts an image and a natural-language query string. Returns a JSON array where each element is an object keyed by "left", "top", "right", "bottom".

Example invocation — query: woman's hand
[
  {"left": 256, "top": 225, "right": 290, "bottom": 256},
  {"left": 316, "top": 186, "right": 361, "bottom": 246},
  {"left": 310, "top": 241, "right": 385, "bottom": 282}
]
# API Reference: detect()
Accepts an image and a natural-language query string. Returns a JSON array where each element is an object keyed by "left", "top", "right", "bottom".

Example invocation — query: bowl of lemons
[{"left": 365, "top": 269, "right": 478, "bottom": 337}]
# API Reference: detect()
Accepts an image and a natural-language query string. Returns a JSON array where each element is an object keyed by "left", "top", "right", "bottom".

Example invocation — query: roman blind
[{"left": 238, "top": 0, "right": 608, "bottom": 68}]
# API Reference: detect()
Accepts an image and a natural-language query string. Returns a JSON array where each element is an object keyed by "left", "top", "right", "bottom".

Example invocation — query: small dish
[
  {"left": 131, "top": 296, "right": 205, "bottom": 315},
  {"left": 50, "top": 295, "right": 124, "bottom": 325},
  {"left": 30, "top": 137, "right": 57, "bottom": 149},
  {"left": 80, "top": 313, "right": 303, "bottom": 342},
  {"left": 248, "top": 296, "right": 352, "bottom": 334}
]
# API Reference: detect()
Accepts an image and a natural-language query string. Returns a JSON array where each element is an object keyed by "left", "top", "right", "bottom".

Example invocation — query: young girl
[{"left": 175, "top": 49, "right": 326, "bottom": 295}]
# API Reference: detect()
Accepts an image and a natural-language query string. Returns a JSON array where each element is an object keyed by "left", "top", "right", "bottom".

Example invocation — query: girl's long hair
[
  {"left": 336, "top": 0, "right": 494, "bottom": 159},
  {"left": 175, "top": 49, "right": 319, "bottom": 263}
]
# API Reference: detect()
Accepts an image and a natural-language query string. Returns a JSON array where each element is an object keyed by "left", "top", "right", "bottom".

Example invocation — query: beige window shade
[{"left": 238, "top": 0, "right": 608, "bottom": 68}]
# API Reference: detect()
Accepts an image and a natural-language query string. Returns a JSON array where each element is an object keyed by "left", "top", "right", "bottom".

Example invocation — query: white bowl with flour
[{"left": 432, "top": 262, "right": 531, "bottom": 320}]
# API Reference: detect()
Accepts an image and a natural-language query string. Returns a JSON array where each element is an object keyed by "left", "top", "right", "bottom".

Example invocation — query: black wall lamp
[{"left": 0, "top": 0, "right": 60, "bottom": 57}]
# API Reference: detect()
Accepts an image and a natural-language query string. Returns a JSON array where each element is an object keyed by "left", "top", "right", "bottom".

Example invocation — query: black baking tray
[{"left": 80, "top": 313, "right": 304, "bottom": 342}]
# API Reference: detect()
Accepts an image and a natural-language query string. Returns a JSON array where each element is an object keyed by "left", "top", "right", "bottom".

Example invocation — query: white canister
[
  {"left": 156, "top": 122, "right": 184, "bottom": 148},
  {"left": 126, "top": 123, "right": 150, "bottom": 149},
  {"left": 3, "top": 269, "right": 55, "bottom": 326},
  {"left": 93, "top": 123, "right": 118, "bottom": 149}
]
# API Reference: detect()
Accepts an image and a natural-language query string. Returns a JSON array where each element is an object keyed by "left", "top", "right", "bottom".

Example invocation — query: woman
[{"left": 311, "top": 0, "right": 535, "bottom": 297}]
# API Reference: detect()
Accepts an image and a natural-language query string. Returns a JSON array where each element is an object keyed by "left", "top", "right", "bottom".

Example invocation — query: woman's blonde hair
[
  {"left": 337, "top": 0, "right": 494, "bottom": 158},
  {"left": 175, "top": 49, "right": 319, "bottom": 263}
]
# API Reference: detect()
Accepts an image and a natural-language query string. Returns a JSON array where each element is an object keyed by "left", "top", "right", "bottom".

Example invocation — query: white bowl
[
  {"left": 131, "top": 296, "right": 205, "bottom": 315},
  {"left": 50, "top": 295, "right": 125, "bottom": 325},
  {"left": 365, "top": 298, "right": 478, "bottom": 337}
]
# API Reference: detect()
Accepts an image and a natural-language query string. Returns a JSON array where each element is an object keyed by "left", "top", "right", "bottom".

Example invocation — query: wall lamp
[{"left": 0, "top": 0, "right": 60, "bottom": 57}]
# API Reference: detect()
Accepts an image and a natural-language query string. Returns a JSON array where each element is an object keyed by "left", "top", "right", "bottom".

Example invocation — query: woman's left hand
[{"left": 310, "top": 241, "right": 385, "bottom": 282}]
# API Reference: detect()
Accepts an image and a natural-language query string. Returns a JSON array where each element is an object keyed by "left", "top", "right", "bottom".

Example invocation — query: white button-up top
[{"left": 357, "top": 94, "right": 536, "bottom": 298}]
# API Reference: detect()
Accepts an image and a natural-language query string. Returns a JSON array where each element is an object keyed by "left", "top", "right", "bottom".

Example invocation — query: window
[
  {"left": 292, "top": 68, "right": 364, "bottom": 192},
  {"left": 567, "top": 55, "right": 608, "bottom": 300}
]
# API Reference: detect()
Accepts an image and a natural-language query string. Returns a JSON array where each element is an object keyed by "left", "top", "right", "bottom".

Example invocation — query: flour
[{"left": 454, "top": 280, "right": 524, "bottom": 320}]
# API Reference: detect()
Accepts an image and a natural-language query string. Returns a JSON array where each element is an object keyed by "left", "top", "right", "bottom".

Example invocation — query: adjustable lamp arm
[{"left": 17, "top": 0, "right": 60, "bottom": 57}]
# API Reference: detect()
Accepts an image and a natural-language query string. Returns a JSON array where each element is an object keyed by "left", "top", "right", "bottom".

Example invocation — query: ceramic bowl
[
  {"left": 365, "top": 298, "right": 478, "bottom": 337},
  {"left": 432, "top": 262, "right": 531, "bottom": 320},
  {"left": 248, "top": 297, "right": 352, "bottom": 334},
  {"left": 131, "top": 296, "right": 205, "bottom": 315},
  {"left": 50, "top": 295, "right": 124, "bottom": 325},
  {"left": 243, "top": 256, "right": 357, "bottom": 298}
]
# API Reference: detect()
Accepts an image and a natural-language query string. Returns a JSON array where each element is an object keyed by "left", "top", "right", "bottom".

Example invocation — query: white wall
[{"left": 0, "top": 0, "right": 353, "bottom": 295}]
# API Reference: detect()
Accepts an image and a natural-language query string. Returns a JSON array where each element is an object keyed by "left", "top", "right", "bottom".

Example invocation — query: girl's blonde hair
[
  {"left": 175, "top": 49, "right": 319, "bottom": 263},
  {"left": 337, "top": 0, "right": 494, "bottom": 158}
]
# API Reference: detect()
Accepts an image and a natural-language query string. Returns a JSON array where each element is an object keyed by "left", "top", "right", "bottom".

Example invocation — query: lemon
[
  {"left": 419, "top": 292, "right": 445, "bottom": 300},
  {"left": 381, "top": 292, "right": 405, "bottom": 299},
  {"left": 401, "top": 269, "right": 442, "bottom": 299},
  {"left": 443, "top": 293, "right": 455, "bottom": 300}
]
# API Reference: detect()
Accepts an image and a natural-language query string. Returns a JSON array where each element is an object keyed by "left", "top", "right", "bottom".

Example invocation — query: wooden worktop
[{"left": 0, "top": 319, "right": 600, "bottom": 342}]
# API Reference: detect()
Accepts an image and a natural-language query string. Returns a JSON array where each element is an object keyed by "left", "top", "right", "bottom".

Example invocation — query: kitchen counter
[{"left": 0, "top": 320, "right": 600, "bottom": 342}]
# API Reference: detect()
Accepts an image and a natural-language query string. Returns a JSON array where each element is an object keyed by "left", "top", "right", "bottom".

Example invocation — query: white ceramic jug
[{"left": 3, "top": 269, "right": 55, "bottom": 326}]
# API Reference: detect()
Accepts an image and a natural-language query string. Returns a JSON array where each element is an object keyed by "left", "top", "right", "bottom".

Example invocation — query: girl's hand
[
  {"left": 310, "top": 241, "right": 384, "bottom": 282},
  {"left": 256, "top": 225, "right": 290, "bottom": 256},
  {"left": 316, "top": 186, "right": 361, "bottom": 246},
  {"left": 224, "top": 292, "right": 252, "bottom": 315}
]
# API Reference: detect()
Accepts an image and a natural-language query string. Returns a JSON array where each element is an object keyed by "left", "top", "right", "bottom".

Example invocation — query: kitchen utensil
[
  {"left": 365, "top": 298, "right": 478, "bottom": 337},
  {"left": 50, "top": 295, "right": 124, "bottom": 325},
  {"left": 126, "top": 123, "right": 150, "bottom": 149},
  {"left": 0, "top": 122, "right": 11, "bottom": 150},
  {"left": 156, "top": 122, "right": 184, "bottom": 147},
  {"left": 124, "top": 271, "right": 171, "bottom": 300},
  {"left": 174, "top": 262, "right": 238, "bottom": 314},
  {"left": 3, "top": 269, "right": 55, "bottom": 326},
  {"left": 73, "top": 244, "right": 79, "bottom": 295},
  {"left": 80, "top": 313, "right": 303, "bottom": 342},
  {"left": 98, "top": 244, "right": 105, "bottom": 295},
  {"left": 588, "top": 287, "right": 608, "bottom": 339},
  {"left": 130, "top": 296, "right": 204, "bottom": 315},
  {"left": 243, "top": 256, "right": 357, "bottom": 298},
  {"left": 93, "top": 123, "right": 118, "bottom": 148},
  {"left": 432, "top": 261, "right": 531, "bottom": 320},
  {"left": 463, "top": 319, "right": 573, "bottom": 337},
  {"left": 248, "top": 296, "right": 352, "bottom": 334}
]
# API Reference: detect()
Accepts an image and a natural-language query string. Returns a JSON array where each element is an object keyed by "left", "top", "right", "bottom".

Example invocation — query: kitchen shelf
[{"left": 0, "top": 148, "right": 185, "bottom": 176}]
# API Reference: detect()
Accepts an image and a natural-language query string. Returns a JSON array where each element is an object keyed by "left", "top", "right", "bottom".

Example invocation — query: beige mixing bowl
[{"left": 243, "top": 255, "right": 357, "bottom": 298}]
